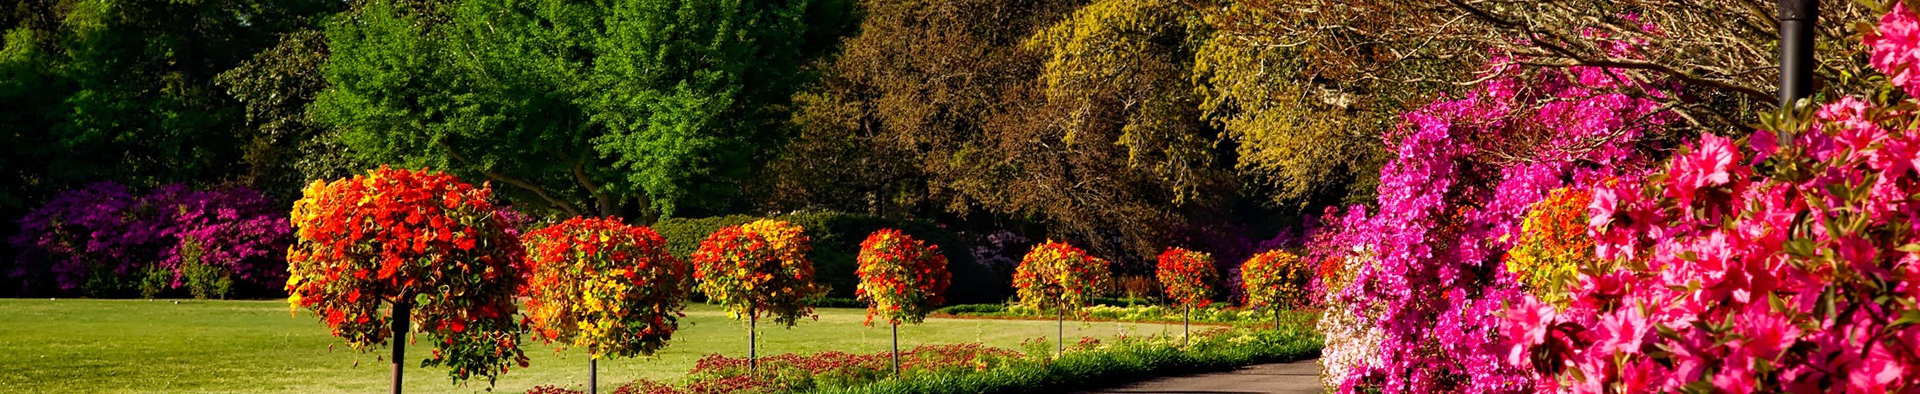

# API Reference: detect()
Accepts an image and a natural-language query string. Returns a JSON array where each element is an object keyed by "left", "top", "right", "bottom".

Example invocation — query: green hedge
[{"left": 653, "top": 211, "right": 1011, "bottom": 304}]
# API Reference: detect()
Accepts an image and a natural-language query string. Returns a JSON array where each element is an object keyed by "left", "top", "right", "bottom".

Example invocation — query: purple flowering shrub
[{"left": 9, "top": 182, "right": 291, "bottom": 297}]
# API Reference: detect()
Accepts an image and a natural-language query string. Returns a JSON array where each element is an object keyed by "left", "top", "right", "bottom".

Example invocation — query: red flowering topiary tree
[
  {"left": 1012, "top": 240, "right": 1113, "bottom": 356},
  {"left": 521, "top": 217, "right": 689, "bottom": 394},
  {"left": 854, "top": 228, "right": 952, "bottom": 375},
  {"left": 285, "top": 167, "right": 528, "bottom": 393},
  {"left": 691, "top": 219, "right": 823, "bottom": 372},
  {"left": 1240, "top": 250, "right": 1311, "bottom": 329},
  {"left": 1155, "top": 247, "right": 1216, "bottom": 346}
]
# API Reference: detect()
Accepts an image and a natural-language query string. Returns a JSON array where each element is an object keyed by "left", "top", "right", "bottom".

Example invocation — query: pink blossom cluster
[
  {"left": 1318, "top": 43, "right": 1674, "bottom": 392},
  {"left": 1870, "top": 2, "right": 1920, "bottom": 99},
  {"left": 1500, "top": 5, "right": 1920, "bottom": 392}
]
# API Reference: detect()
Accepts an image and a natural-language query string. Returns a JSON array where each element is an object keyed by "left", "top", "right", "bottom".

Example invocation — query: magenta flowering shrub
[
  {"left": 8, "top": 182, "right": 291, "bottom": 296},
  {"left": 1320, "top": 38, "right": 1677, "bottom": 392},
  {"left": 1503, "top": 5, "right": 1920, "bottom": 392},
  {"left": 157, "top": 185, "right": 294, "bottom": 286}
]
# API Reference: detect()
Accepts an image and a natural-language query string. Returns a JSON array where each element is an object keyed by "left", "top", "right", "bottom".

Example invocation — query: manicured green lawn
[{"left": 0, "top": 299, "right": 1190, "bottom": 394}]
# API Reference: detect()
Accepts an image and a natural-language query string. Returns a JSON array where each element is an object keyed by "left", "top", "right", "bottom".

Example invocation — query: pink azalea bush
[
  {"left": 1503, "top": 5, "right": 1920, "bottom": 391},
  {"left": 10, "top": 182, "right": 291, "bottom": 296},
  {"left": 1317, "top": 48, "right": 1674, "bottom": 392}
]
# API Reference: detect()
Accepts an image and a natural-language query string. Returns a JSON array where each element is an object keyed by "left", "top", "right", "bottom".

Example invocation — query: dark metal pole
[
  {"left": 390, "top": 300, "right": 411, "bottom": 394},
  {"left": 1779, "top": 0, "right": 1818, "bottom": 107}
]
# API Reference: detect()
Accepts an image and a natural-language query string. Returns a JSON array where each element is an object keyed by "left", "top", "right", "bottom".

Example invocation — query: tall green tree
[
  {"left": 312, "top": 0, "right": 852, "bottom": 220},
  {"left": 0, "top": 0, "right": 336, "bottom": 225}
]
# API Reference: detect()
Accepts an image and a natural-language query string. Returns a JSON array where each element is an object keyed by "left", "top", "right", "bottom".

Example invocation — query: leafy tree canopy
[{"left": 312, "top": 0, "right": 853, "bottom": 221}]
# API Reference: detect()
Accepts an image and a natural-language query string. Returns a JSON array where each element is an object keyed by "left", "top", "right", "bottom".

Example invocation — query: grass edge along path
[{"left": 815, "top": 326, "right": 1323, "bottom": 394}]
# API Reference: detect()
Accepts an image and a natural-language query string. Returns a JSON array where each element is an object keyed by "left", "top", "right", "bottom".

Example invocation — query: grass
[{"left": 0, "top": 299, "right": 1199, "bottom": 394}]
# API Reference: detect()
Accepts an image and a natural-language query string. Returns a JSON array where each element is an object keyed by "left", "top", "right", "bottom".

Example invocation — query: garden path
[{"left": 1075, "top": 358, "right": 1323, "bottom": 394}]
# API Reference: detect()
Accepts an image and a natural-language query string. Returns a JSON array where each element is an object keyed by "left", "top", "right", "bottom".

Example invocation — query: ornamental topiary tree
[
  {"left": 691, "top": 219, "right": 823, "bottom": 372},
  {"left": 854, "top": 228, "right": 952, "bottom": 375},
  {"left": 521, "top": 217, "right": 689, "bottom": 394},
  {"left": 1155, "top": 247, "right": 1215, "bottom": 346},
  {"left": 1240, "top": 250, "right": 1310, "bottom": 329},
  {"left": 285, "top": 167, "right": 528, "bottom": 393},
  {"left": 1012, "top": 240, "right": 1113, "bottom": 356}
]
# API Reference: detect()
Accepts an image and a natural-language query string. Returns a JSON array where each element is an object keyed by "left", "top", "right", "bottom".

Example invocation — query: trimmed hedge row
[{"left": 654, "top": 211, "right": 1010, "bottom": 304}]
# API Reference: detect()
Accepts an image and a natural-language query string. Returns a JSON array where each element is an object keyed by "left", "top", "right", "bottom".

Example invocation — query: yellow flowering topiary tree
[
  {"left": 520, "top": 217, "right": 689, "bottom": 394},
  {"left": 1240, "top": 250, "right": 1311, "bottom": 328},
  {"left": 1012, "top": 240, "right": 1113, "bottom": 356},
  {"left": 854, "top": 228, "right": 952, "bottom": 375},
  {"left": 691, "top": 219, "right": 823, "bottom": 372}
]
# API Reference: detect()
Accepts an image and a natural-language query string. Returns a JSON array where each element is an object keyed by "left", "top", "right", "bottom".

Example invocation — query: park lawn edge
[
  {"left": 930, "top": 313, "right": 1240, "bottom": 327},
  {"left": 814, "top": 328, "right": 1323, "bottom": 394}
]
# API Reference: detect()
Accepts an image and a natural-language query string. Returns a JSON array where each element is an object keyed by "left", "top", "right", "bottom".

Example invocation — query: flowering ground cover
[{"left": 0, "top": 299, "right": 1212, "bottom": 394}]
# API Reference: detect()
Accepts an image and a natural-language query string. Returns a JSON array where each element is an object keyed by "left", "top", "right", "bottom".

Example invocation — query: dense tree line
[{"left": 2, "top": 0, "right": 1795, "bottom": 272}]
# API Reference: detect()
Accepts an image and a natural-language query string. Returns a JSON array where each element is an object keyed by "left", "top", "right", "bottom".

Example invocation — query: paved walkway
[{"left": 1076, "top": 358, "right": 1323, "bottom": 394}]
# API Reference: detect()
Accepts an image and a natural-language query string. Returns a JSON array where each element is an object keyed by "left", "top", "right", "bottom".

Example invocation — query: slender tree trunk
[
  {"left": 749, "top": 307, "right": 758, "bottom": 373},
  {"left": 1183, "top": 305, "right": 1191, "bottom": 348},
  {"left": 891, "top": 322, "right": 901, "bottom": 377},
  {"left": 390, "top": 300, "right": 411, "bottom": 394},
  {"left": 1273, "top": 306, "right": 1281, "bottom": 330},
  {"left": 1056, "top": 307, "right": 1064, "bottom": 357},
  {"left": 589, "top": 357, "right": 597, "bottom": 394}
]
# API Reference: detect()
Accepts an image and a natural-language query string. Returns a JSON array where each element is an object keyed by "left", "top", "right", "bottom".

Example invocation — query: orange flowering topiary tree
[
  {"left": 1155, "top": 247, "right": 1216, "bottom": 346},
  {"left": 1240, "top": 250, "right": 1312, "bottom": 328},
  {"left": 520, "top": 217, "right": 688, "bottom": 394},
  {"left": 1012, "top": 240, "right": 1112, "bottom": 356},
  {"left": 284, "top": 167, "right": 527, "bottom": 393},
  {"left": 854, "top": 228, "right": 952, "bottom": 375},
  {"left": 691, "top": 219, "right": 823, "bottom": 371}
]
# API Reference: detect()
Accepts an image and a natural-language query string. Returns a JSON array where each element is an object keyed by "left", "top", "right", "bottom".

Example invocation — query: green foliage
[
  {"left": 934, "top": 304, "right": 1008, "bottom": 315},
  {"left": 217, "top": 28, "right": 359, "bottom": 198},
  {"left": 178, "top": 240, "right": 234, "bottom": 300},
  {"left": 313, "top": 0, "right": 853, "bottom": 219},
  {"left": 1192, "top": 26, "right": 1389, "bottom": 208},
  {"left": 0, "top": 0, "right": 335, "bottom": 239},
  {"left": 655, "top": 212, "right": 1007, "bottom": 304},
  {"left": 1027, "top": 0, "right": 1222, "bottom": 205}
]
